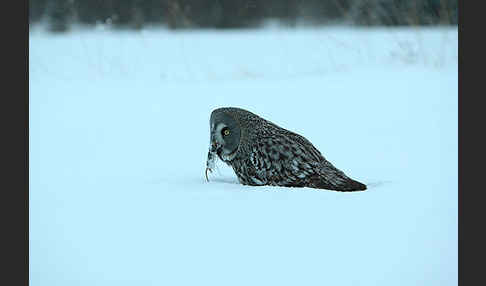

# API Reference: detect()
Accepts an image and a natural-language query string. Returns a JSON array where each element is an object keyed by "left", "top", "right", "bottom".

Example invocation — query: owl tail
[
  {"left": 311, "top": 170, "right": 367, "bottom": 192},
  {"left": 336, "top": 178, "right": 367, "bottom": 192}
]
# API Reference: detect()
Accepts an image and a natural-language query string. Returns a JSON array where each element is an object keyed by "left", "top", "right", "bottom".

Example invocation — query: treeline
[{"left": 30, "top": 0, "right": 458, "bottom": 32}]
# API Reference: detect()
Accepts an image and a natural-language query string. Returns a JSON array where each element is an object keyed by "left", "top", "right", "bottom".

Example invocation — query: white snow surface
[{"left": 30, "top": 26, "right": 457, "bottom": 286}]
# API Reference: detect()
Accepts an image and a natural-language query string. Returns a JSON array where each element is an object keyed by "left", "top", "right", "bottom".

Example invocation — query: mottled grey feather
[{"left": 208, "top": 107, "right": 366, "bottom": 191}]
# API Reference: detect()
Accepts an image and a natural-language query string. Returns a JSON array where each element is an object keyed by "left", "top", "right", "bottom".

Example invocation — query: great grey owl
[{"left": 205, "top": 107, "right": 366, "bottom": 191}]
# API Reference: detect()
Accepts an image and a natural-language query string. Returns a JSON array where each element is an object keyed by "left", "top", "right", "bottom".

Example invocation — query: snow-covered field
[{"left": 29, "top": 26, "right": 457, "bottom": 286}]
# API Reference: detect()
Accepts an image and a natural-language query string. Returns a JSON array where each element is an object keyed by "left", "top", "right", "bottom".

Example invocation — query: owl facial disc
[{"left": 205, "top": 110, "right": 242, "bottom": 181}]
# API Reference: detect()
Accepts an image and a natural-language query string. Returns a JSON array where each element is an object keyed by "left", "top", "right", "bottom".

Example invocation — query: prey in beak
[{"left": 205, "top": 141, "right": 220, "bottom": 182}]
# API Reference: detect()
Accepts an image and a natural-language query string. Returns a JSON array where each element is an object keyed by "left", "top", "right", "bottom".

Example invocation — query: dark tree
[
  {"left": 166, "top": 0, "right": 190, "bottom": 29},
  {"left": 262, "top": 0, "right": 299, "bottom": 26},
  {"left": 74, "top": 0, "right": 116, "bottom": 25},
  {"left": 295, "top": 0, "right": 353, "bottom": 24},
  {"left": 29, "top": 0, "right": 48, "bottom": 24},
  {"left": 46, "top": 0, "right": 73, "bottom": 33},
  {"left": 217, "top": 0, "right": 265, "bottom": 28},
  {"left": 165, "top": 0, "right": 266, "bottom": 29},
  {"left": 34, "top": 0, "right": 457, "bottom": 31},
  {"left": 348, "top": 0, "right": 458, "bottom": 26},
  {"left": 140, "top": 0, "right": 168, "bottom": 24}
]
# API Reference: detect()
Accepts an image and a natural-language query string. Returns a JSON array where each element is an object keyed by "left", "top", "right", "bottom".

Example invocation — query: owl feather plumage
[{"left": 207, "top": 107, "right": 366, "bottom": 192}]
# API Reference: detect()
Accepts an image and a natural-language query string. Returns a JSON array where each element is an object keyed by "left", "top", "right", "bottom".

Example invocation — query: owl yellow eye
[{"left": 222, "top": 127, "right": 230, "bottom": 136}]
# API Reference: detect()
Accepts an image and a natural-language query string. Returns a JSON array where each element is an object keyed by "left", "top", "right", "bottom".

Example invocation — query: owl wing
[
  {"left": 247, "top": 135, "right": 321, "bottom": 187},
  {"left": 248, "top": 133, "right": 366, "bottom": 191}
]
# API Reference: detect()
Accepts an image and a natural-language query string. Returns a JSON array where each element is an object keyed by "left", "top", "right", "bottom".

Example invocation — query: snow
[{"left": 29, "top": 26, "right": 457, "bottom": 286}]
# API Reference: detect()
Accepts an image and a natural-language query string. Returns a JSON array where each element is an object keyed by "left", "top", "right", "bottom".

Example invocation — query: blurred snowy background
[{"left": 30, "top": 1, "right": 457, "bottom": 285}]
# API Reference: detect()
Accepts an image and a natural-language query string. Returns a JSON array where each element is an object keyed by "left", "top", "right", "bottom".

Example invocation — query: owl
[{"left": 205, "top": 107, "right": 366, "bottom": 191}]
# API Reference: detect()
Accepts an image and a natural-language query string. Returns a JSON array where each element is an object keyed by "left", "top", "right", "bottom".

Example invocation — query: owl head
[{"left": 209, "top": 108, "right": 242, "bottom": 161}]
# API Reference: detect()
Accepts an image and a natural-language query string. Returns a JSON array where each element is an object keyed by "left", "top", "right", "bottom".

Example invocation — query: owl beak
[{"left": 210, "top": 141, "right": 221, "bottom": 152}]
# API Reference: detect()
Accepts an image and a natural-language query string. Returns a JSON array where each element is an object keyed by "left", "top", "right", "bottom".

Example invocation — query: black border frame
[{"left": 4, "top": 0, "right": 29, "bottom": 285}]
